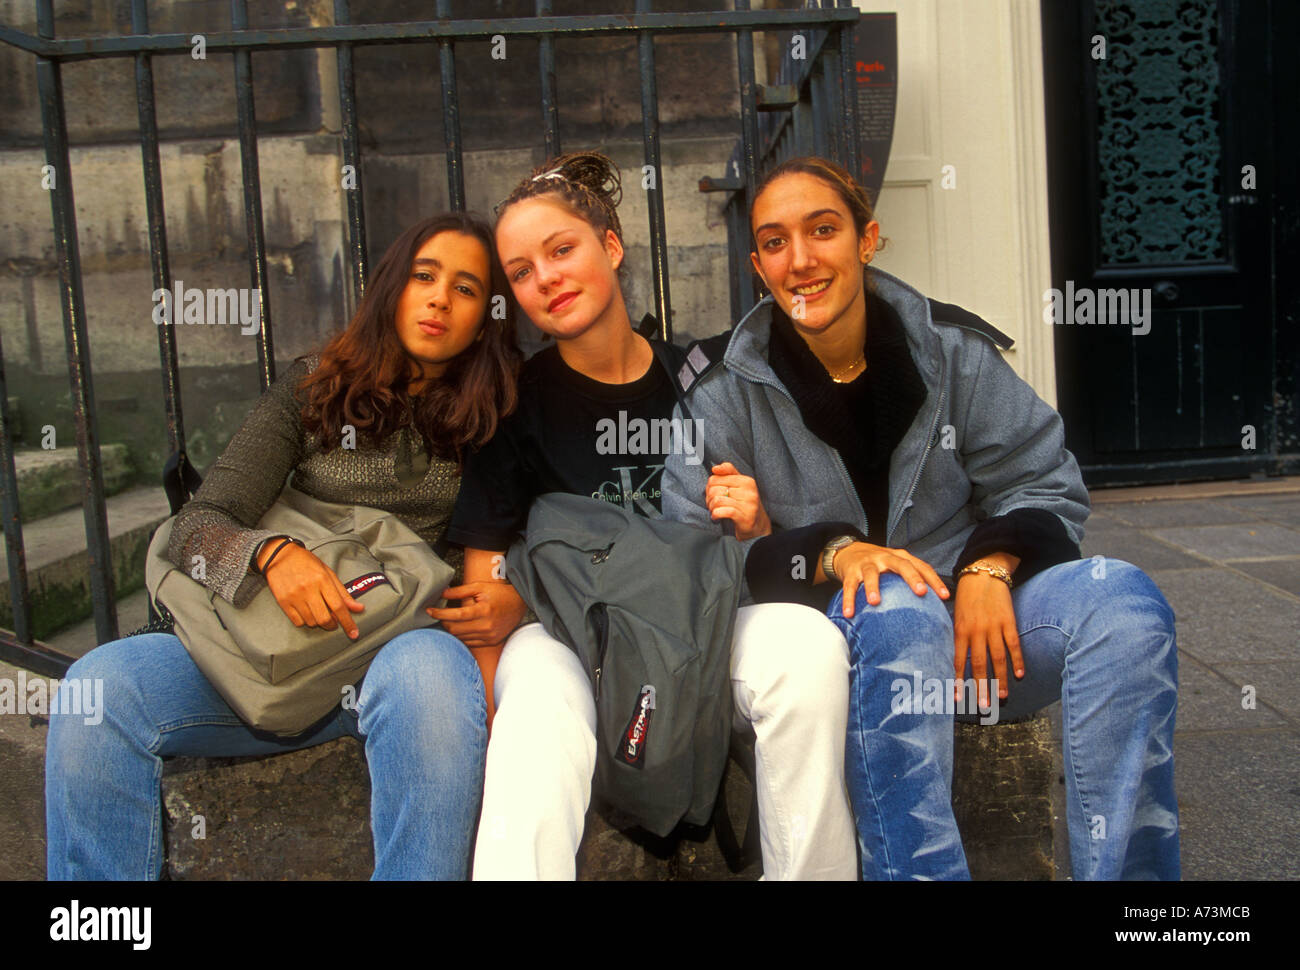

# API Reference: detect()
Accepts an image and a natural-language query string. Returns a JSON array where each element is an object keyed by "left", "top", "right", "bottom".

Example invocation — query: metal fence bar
[
  {"left": 837, "top": 0, "right": 860, "bottom": 176},
  {"left": 734, "top": 0, "right": 761, "bottom": 320},
  {"left": 537, "top": 0, "right": 562, "bottom": 159},
  {"left": 0, "top": 10, "right": 861, "bottom": 60},
  {"left": 1, "top": 3, "right": 857, "bottom": 673},
  {"left": 231, "top": 0, "right": 276, "bottom": 391},
  {"left": 0, "top": 327, "right": 32, "bottom": 646},
  {"left": 436, "top": 0, "right": 466, "bottom": 211},
  {"left": 34, "top": 0, "right": 119, "bottom": 646},
  {"left": 636, "top": 0, "right": 672, "bottom": 342},
  {"left": 335, "top": 0, "right": 368, "bottom": 306},
  {"left": 132, "top": 0, "right": 185, "bottom": 457}
]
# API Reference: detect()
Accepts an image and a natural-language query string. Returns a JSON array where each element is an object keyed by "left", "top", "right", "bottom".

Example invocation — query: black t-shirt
[{"left": 446, "top": 341, "right": 686, "bottom": 551}]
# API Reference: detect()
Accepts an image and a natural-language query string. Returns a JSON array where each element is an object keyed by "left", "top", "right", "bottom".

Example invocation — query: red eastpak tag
[
  {"left": 618, "top": 685, "right": 657, "bottom": 768},
  {"left": 344, "top": 571, "right": 391, "bottom": 598}
]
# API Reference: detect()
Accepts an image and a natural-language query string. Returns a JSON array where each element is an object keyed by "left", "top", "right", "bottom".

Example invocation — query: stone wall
[{"left": 0, "top": 0, "right": 749, "bottom": 484}]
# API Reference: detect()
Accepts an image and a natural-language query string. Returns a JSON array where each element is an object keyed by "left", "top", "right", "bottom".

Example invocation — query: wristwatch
[{"left": 820, "top": 535, "right": 857, "bottom": 582}]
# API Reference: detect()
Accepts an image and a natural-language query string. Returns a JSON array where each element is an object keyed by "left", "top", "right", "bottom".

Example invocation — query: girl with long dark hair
[{"left": 45, "top": 212, "right": 520, "bottom": 880}]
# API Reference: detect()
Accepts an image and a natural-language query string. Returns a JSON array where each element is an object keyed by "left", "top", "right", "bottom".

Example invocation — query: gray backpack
[{"left": 505, "top": 492, "right": 746, "bottom": 837}]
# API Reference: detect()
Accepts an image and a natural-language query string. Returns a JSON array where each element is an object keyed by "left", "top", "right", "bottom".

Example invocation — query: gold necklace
[{"left": 829, "top": 354, "right": 866, "bottom": 383}]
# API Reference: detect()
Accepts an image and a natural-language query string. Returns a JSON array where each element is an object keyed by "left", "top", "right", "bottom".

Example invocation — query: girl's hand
[
  {"left": 830, "top": 542, "right": 949, "bottom": 618},
  {"left": 705, "top": 461, "right": 772, "bottom": 540},
  {"left": 953, "top": 561, "right": 1024, "bottom": 709},
  {"left": 429, "top": 581, "right": 527, "bottom": 647},
  {"left": 259, "top": 540, "right": 365, "bottom": 638}
]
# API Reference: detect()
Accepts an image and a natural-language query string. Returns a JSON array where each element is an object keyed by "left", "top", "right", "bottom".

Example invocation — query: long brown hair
[{"left": 298, "top": 212, "right": 520, "bottom": 466}]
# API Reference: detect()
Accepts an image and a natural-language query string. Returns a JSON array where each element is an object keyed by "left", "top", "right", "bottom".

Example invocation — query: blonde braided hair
[{"left": 495, "top": 151, "right": 624, "bottom": 247}]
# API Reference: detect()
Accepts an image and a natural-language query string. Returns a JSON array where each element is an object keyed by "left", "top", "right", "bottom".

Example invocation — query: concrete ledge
[
  {"left": 162, "top": 739, "right": 373, "bottom": 881},
  {"left": 952, "top": 717, "right": 1056, "bottom": 880},
  {"left": 158, "top": 715, "right": 1057, "bottom": 880},
  {"left": 0, "top": 660, "right": 49, "bottom": 881}
]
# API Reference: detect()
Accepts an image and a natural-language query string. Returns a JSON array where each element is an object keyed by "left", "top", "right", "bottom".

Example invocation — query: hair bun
[{"left": 550, "top": 152, "right": 622, "bottom": 210}]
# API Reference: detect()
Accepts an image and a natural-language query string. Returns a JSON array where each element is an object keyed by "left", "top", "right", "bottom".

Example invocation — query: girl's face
[
  {"left": 394, "top": 230, "right": 491, "bottom": 385},
  {"left": 749, "top": 172, "right": 879, "bottom": 336},
  {"left": 495, "top": 197, "right": 624, "bottom": 341}
]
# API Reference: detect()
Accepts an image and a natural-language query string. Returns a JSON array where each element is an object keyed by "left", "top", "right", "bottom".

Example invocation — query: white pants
[{"left": 472, "top": 603, "right": 857, "bottom": 880}]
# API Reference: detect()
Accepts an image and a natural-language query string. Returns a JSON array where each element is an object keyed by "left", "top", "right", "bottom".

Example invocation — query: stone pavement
[
  {"left": 2, "top": 478, "right": 1298, "bottom": 880},
  {"left": 1045, "top": 478, "right": 1300, "bottom": 880}
]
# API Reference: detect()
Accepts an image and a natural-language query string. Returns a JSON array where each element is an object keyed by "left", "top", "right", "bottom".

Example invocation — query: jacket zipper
[
  {"left": 735, "top": 367, "right": 869, "bottom": 536},
  {"left": 889, "top": 358, "right": 947, "bottom": 545}
]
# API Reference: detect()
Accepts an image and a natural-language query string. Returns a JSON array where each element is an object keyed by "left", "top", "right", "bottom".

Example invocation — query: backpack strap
[
  {"left": 928, "top": 298, "right": 1015, "bottom": 350},
  {"left": 162, "top": 450, "right": 203, "bottom": 516},
  {"left": 669, "top": 331, "right": 730, "bottom": 399}
]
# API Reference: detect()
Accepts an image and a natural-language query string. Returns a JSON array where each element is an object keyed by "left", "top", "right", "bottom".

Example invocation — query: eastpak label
[
  {"left": 618, "top": 684, "right": 657, "bottom": 769},
  {"left": 345, "top": 571, "right": 391, "bottom": 598}
]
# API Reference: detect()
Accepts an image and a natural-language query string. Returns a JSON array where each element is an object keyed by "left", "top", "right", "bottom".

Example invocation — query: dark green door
[{"left": 1042, "top": 0, "right": 1297, "bottom": 486}]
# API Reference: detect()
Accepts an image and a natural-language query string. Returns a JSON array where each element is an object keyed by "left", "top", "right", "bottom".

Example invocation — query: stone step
[
  {"left": 156, "top": 716, "right": 1056, "bottom": 880},
  {"left": 11, "top": 444, "right": 135, "bottom": 521},
  {"left": 0, "top": 486, "right": 170, "bottom": 641},
  {"left": 43, "top": 587, "right": 153, "bottom": 660}
]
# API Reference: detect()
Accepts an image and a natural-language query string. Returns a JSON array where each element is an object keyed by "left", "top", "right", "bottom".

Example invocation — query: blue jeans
[
  {"left": 45, "top": 628, "right": 487, "bottom": 880},
  {"left": 829, "top": 557, "right": 1179, "bottom": 880}
]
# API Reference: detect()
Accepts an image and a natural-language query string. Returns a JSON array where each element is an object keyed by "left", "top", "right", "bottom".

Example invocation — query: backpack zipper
[{"left": 591, "top": 602, "right": 610, "bottom": 701}]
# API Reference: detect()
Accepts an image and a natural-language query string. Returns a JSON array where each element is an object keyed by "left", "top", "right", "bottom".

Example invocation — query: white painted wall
[{"left": 858, "top": 0, "right": 1057, "bottom": 404}]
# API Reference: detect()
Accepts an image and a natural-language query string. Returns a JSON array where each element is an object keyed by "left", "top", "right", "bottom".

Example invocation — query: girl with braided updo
[{"left": 433, "top": 152, "right": 859, "bottom": 880}]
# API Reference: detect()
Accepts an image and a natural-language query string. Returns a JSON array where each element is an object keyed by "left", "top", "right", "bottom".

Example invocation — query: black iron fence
[{"left": 0, "top": 0, "right": 863, "bottom": 676}]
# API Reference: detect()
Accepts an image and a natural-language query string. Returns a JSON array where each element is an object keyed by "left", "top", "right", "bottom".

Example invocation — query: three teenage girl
[{"left": 46, "top": 152, "right": 1179, "bottom": 881}]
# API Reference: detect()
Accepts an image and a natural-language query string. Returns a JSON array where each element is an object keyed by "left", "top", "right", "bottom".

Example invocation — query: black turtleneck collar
[{"left": 767, "top": 280, "right": 927, "bottom": 479}]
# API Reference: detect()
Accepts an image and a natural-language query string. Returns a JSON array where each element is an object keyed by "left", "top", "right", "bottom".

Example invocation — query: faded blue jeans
[
  {"left": 45, "top": 628, "right": 487, "bottom": 880},
  {"left": 829, "top": 556, "right": 1179, "bottom": 880}
]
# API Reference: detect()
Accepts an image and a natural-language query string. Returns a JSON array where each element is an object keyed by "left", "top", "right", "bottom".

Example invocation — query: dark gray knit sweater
[{"left": 167, "top": 355, "right": 463, "bottom": 608}]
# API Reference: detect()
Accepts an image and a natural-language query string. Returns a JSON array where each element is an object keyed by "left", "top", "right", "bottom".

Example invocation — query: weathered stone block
[
  {"left": 155, "top": 714, "right": 1057, "bottom": 880},
  {"left": 951, "top": 716, "right": 1056, "bottom": 880},
  {"left": 162, "top": 737, "right": 372, "bottom": 881},
  {"left": 0, "top": 660, "right": 49, "bottom": 881}
]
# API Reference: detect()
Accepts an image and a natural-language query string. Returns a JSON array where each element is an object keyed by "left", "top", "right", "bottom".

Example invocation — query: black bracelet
[
  {"left": 250, "top": 534, "right": 289, "bottom": 574},
  {"left": 258, "top": 537, "right": 299, "bottom": 576}
]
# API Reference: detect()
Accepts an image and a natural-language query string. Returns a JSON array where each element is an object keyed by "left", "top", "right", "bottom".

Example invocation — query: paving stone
[
  {"left": 1218, "top": 494, "right": 1300, "bottom": 529},
  {"left": 1216, "top": 662, "right": 1300, "bottom": 728},
  {"left": 1080, "top": 510, "right": 1133, "bottom": 535},
  {"left": 1173, "top": 729, "right": 1300, "bottom": 880},
  {"left": 1096, "top": 499, "right": 1260, "bottom": 529},
  {"left": 1147, "top": 568, "right": 1300, "bottom": 664},
  {"left": 1173, "top": 654, "right": 1285, "bottom": 732},
  {"left": 1150, "top": 522, "right": 1300, "bottom": 561},
  {"left": 1231, "top": 557, "right": 1300, "bottom": 599},
  {"left": 1079, "top": 531, "right": 1205, "bottom": 573}
]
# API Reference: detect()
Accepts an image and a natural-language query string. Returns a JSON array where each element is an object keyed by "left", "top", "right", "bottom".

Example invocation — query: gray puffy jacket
[{"left": 662, "top": 269, "right": 1091, "bottom": 598}]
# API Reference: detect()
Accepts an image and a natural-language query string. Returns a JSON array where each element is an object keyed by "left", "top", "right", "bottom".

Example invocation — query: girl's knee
[{"left": 363, "top": 628, "right": 483, "bottom": 704}]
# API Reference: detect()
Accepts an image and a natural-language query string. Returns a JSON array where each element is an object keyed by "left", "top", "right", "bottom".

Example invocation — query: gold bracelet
[{"left": 957, "top": 561, "right": 1014, "bottom": 587}]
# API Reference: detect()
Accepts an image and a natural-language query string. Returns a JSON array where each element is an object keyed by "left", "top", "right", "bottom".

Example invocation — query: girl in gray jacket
[{"left": 664, "top": 157, "right": 1179, "bottom": 880}]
